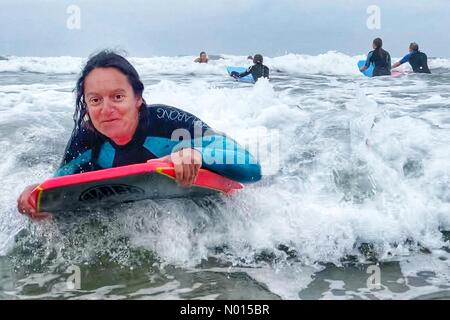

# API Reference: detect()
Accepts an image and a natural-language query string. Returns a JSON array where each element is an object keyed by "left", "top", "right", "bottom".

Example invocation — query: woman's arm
[
  {"left": 194, "top": 134, "right": 262, "bottom": 183},
  {"left": 360, "top": 52, "right": 373, "bottom": 71},
  {"left": 238, "top": 66, "right": 252, "bottom": 78},
  {"left": 145, "top": 105, "right": 262, "bottom": 184},
  {"left": 54, "top": 127, "right": 97, "bottom": 177}
]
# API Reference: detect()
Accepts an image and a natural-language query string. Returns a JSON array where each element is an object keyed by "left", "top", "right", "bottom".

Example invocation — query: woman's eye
[
  {"left": 114, "top": 94, "right": 124, "bottom": 100},
  {"left": 90, "top": 98, "right": 100, "bottom": 105}
]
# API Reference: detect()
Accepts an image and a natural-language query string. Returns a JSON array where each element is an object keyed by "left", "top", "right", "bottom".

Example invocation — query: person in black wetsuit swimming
[
  {"left": 360, "top": 38, "right": 392, "bottom": 77},
  {"left": 391, "top": 42, "right": 431, "bottom": 74},
  {"left": 17, "top": 50, "right": 262, "bottom": 219},
  {"left": 230, "top": 54, "right": 269, "bottom": 82}
]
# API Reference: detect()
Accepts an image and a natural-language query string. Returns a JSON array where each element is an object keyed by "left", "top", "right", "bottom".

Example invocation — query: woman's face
[{"left": 84, "top": 68, "right": 142, "bottom": 145}]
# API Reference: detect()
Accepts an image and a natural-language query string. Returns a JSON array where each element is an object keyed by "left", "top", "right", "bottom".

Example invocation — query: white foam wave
[
  {"left": 0, "top": 54, "right": 449, "bottom": 301},
  {"left": 2, "top": 53, "right": 448, "bottom": 76}
]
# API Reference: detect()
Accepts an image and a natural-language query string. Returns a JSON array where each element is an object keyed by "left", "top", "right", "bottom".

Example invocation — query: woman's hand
[
  {"left": 169, "top": 148, "right": 202, "bottom": 187},
  {"left": 17, "top": 184, "right": 51, "bottom": 220}
]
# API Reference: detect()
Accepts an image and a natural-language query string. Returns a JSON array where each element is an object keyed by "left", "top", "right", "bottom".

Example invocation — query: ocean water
[{"left": 0, "top": 52, "right": 450, "bottom": 300}]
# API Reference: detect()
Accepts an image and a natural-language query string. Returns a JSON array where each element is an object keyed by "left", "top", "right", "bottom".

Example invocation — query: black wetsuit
[
  {"left": 399, "top": 51, "right": 431, "bottom": 74},
  {"left": 236, "top": 64, "right": 269, "bottom": 82},
  {"left": 55, "top": 104, "right": 262, "bottom": 183},
  {"left": 365, "top": 48, "right": 392, "bottom": 77}
]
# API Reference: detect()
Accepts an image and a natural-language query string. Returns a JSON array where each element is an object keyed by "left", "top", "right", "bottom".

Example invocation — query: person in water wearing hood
[
  {"left": 17, "top": 50, "right": 262, "bottom": 219},
  {"left": 194, "top": 51, "right": 209, "bottom": 63},
  {"left": 230, "top": 54, "right": 269, "bottom": 82},
  {"left": 391, "top": 42, "right": 431, "bottom": 74},
  {"left": 360, "top": 38, "right": 392, "bottom": 77}
]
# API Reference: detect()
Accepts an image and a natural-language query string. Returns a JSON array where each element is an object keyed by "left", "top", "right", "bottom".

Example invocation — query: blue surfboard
[
  {"left": 358, "top": 60, "right": 374, "bottom": 77},
  {"left": 226, "top": 66, "right": 255, "bottom": 83}
]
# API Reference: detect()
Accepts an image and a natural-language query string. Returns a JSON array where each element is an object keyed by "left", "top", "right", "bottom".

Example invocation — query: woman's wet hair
[
  {"left": 200, "top": 51, "right": 206, "bottom": 56},
  {"left": 73, "top": 50, "right": 145, "bottom": 130},
  {"left": 373, "top": 38, "right": 383, "bottom": 49},
  {"left": 373, "top": 38, "right": 385, "bottom": 58}
]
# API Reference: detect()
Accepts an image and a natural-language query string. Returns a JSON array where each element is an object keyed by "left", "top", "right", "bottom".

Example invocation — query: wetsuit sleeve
[
  {"left": 387, "top": 52, "right": 392, "bottom": 69},
  {"left": 238, "top": 66, "right": 252, "bottom": 78},
  {"left": 54, "top": 126, "right": 97, "bottom": 177},
  {"left": 192, "top": 129, "right": 262, "bottom": 183},
  {"left": 399, "top": 53, "right": 412, "bottom": 65},
  {"left": 143, "top": 105, "right": 262, "bottom": 183},
  {"left": 365, "top": 51, "right": 374, "bottom": 67}
]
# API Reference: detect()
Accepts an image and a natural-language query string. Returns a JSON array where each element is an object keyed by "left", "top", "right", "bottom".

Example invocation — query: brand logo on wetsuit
[{"left": 79, "top": 184, "right": 145, "bottom": 202}]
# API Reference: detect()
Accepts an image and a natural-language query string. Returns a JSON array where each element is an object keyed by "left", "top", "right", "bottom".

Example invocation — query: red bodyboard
[{"left": 30, "top": 160, "right": 243, "bottom": 213}]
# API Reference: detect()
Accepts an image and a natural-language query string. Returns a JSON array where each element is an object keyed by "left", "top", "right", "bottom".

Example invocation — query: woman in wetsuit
[
  {"left": 17, "top": 50, "right": 261, "bottom": 219},
  {"left": 360, "top": 38, "right": 392, "bottom": 77}
]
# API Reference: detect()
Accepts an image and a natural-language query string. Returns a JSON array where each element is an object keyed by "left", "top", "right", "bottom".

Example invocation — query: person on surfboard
[
  {"left": 17, "top": 50, "right": 261, "bottom": 219},
  {"left": 391, "top": 42, "right": 431, "bottom": 74},
  {"left": 230, "top": 54, "right": 269, "bottom": 82},
  {"left": 360, "top": 38, "right": 392, "bottom": 77}
]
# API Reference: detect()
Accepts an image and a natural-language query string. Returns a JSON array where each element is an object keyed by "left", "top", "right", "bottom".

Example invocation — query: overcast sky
[{"left": 1, "top": 0, "right": 449, "bottom": 57}]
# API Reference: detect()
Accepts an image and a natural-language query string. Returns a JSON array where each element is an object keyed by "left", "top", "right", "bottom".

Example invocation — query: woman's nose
[{"left": 100, "top": 97, "right": 115, "bottom": 115}]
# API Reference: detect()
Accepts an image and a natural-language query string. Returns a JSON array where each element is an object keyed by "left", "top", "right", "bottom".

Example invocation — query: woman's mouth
[{"left": 102, "top": 118, "right": 120, "bottom": 124}]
